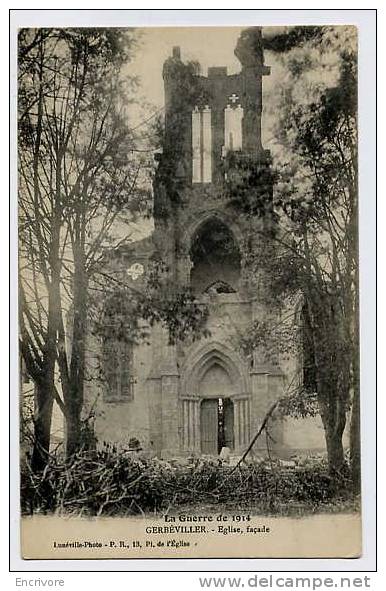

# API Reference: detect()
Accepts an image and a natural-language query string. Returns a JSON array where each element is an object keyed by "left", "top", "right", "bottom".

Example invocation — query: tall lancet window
[
  {"left": 192, "top": 105, "right": 212, "bottom": 183},
  {"left": 224, "top": 94, "right": 243, "bottom": 154}
]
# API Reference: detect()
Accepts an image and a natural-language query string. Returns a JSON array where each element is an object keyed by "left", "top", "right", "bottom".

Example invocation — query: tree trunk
[
  {"left": 63, "top": 308, "right": 86, "bottom": 459},
  {"left": 350, "top": 384, "right": 361, "bottom": 493},
  {"left": 325, "top": 428, "right": 345, "bottom": 475},
  {"left": 65, "top": 395, "right": 82, "bottom": 459},
  {"left": 63, "top": 241, "right": 88, "bottom": 460},
  {"left": 306, "top": 289, "right": 350, "bottom": 485},
  {"left": 350, "top": 276, "right": 361, "bottom": 493},
  {"left": 31, "top": 382, "right": 54, "bottom": 472},
  {"left": 318, "top": 388, "right": 348, "bottom": 484}
]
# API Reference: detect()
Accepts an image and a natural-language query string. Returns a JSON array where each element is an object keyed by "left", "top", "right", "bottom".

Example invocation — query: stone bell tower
[
  {"left": 86, "top": 27, "right": 327, "bottom": 459},
  {"left": 149, "top": 27, "right": 285, "bottom": 458},
  {"left": 153, "top": 26, "right": 273, "bottom": 278}
]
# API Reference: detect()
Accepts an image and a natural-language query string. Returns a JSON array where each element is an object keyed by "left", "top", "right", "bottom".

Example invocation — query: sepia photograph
[{"left": 16, "top": 20, "right": 364, "bottom": 560}]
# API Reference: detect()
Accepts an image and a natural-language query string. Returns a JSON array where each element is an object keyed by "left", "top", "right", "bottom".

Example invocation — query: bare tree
[{"left": 18, "top": 28, "right": 146, "bottom": 464}]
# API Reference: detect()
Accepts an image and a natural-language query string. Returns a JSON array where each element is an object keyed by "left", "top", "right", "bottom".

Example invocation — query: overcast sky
[{"left": 128, "top": 27, "right": 245, "bottom": 107}]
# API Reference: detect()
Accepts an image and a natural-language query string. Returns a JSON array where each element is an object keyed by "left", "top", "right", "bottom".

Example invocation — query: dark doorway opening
[{"left": 200, "top": 397, "right": 234, "bottom": 454}]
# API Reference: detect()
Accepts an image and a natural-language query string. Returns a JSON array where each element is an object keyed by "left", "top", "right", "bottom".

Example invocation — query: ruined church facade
[{"left": 85, "top": 28, "right": 326, "bottom": 459}]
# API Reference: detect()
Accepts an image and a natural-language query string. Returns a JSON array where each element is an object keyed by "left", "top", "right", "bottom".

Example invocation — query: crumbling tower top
[{"left": 161, "top": 27, "right": 271, "bottom": 187}]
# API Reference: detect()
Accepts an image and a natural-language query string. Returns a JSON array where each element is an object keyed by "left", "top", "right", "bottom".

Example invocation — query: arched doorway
[
  {"left": 180, "top": 342, "right": 250, "bottom": 454},
  {"left": 200, "top": 397, "right": 234, "bottom": 454}
]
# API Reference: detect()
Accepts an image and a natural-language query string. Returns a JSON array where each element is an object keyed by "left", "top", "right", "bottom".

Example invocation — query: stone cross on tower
[{"left": 229, "top": 93, "right": 240, "bottom": 105}]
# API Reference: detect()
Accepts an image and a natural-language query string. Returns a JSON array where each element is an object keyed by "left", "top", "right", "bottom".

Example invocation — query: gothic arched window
[
  {"left": 103, "top": 339, "right": 134, "bottom": 402},
  {"left": 204, "top": 280, "right": 236, "bottom": 295},
  {"left": 101, "top": 293, "right": 134, "bottom": 402},
  {"left": 192, "top": 105, "right": 212, "bottom": 183},
  {"left": 190, "top": 218, "right": 240, "bottom": 294},
  {"left": 224, "top": 101, "right": 244, "bottom": 153}
]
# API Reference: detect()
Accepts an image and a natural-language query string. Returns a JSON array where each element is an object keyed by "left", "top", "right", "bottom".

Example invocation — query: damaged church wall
[{"left": 83, "top": 27, "right": 339, "bottom": 461}]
